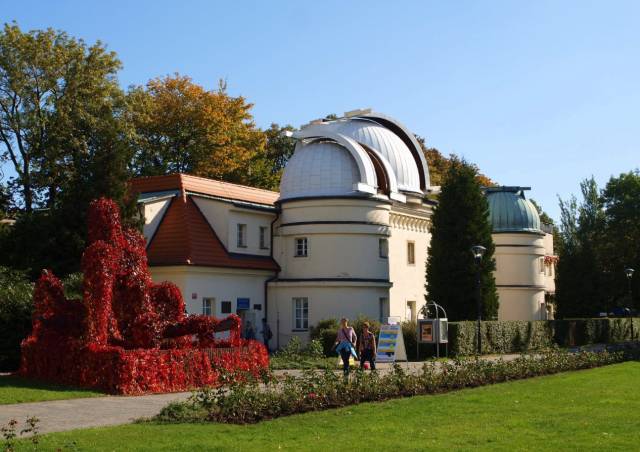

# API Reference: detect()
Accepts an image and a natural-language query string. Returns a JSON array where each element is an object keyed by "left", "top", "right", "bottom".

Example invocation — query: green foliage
[
  {"left": 274, "top": 337, "right": 324, "bottom": 360},
  {"left": 557, "top": 172, "right": 640, "bottom": 317},
  {"left": 448, "top": 318, "right": 640, "bottom": 356},
  {"left": 157, "top": 350, "right": 625, "bottom": 424},
  {"left": 0, "top": 23, "right": 136, "bottom": 278},
  {"left": 426, "top": 158, "right": 499, "bottom": 321},
  {"left": 61, "top": 272, "right": 83, "bottom": 300},
  {"left": 0, "top": 267, "right": 33, "bottom": 371},
  {"left": 246, "top": 123, "right": 296, "bottom": 191}
]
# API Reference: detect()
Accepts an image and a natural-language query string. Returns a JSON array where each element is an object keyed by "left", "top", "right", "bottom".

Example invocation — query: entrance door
[{"left": 236, "top": 298, "right": 255, "bottom": 339}]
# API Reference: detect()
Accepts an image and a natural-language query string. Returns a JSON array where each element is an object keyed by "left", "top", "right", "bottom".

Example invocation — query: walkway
[{"left": 1, "top": 391, "right": 192, "bottom": 435}]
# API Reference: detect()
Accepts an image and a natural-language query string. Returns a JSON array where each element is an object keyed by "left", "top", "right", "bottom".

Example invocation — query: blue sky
[{"left": 3, "top": 0, "right": 640, "bottom": 220}]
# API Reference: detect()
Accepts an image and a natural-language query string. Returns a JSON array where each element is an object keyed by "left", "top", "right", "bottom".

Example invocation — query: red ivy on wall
[{"left": 20, "top": 198, "right": 267, "bottom": 394}]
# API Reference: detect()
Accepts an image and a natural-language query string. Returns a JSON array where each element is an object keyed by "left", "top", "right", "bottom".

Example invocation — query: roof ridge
[{"left": 180, "top": 173, "right": 279, "bottom": 195}]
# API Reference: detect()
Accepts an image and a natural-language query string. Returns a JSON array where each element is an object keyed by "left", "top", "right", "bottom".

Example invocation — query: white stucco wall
[
  {"left": 142, "top": 198, "right": 172, "bottom": 243},
  {"left": 493, "top": 232, "right": 547, "bottom": 320},
  {"left": 150, "top": 266, "right": 273, "bottom": 327},
  {"left": 192, "top": 197, "right": 274, "bottom": 256},
  {"left": 388, "top": 210, "right": 431, "bottom": 321},
  {"left": 267, "top": 281, "right": 390, "bottom": 345}
]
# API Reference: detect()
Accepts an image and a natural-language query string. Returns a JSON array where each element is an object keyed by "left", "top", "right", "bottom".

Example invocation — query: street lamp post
[
  {"left": 471, "top": 245, "right": 487, "bottom": 356},
  {"left": 625, "top": 268, "right": 635, "bottom": 341}
]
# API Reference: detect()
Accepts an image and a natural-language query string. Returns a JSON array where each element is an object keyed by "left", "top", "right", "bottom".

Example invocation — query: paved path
[{"left": 1, "top": 391, "right": 192, "bottom": 436}]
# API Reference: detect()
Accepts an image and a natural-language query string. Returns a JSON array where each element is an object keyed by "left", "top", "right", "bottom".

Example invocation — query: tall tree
[
  {"left": 127, "top": 75, "right": 267, "bottom": 186},
  {"left": 0, "top": 23, "right": 127, "bottom": 211},
  {"left": 244, "top": 123, "right": 295, "bottom": 190},
  {"left": 556, "top": 178, "right": 606, "bottom": 317},
  {"left": 426, "top": 158, "right": 498, "bottom": 321},
  {"left": 601, "top": 170, "right": 640, "bottom": 309},
  {"left": 0, "top": 23, "right": 134, "bottom": 277}
]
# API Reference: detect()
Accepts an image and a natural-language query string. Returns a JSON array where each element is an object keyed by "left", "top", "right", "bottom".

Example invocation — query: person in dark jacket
[{"left": 358, "top": 322, "right": 377, "bottom": 370}]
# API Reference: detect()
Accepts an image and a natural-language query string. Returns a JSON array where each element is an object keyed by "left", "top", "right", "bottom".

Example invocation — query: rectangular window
[
  {"left": 379, "top": 297, "right": 389, "bottom": 323},
  {"left": 379, "top": 238, "right": 388, "bottom": 258},
  {"left": 294, "top": 237, "right": 308, "bottom": 257},
  {"left": 202, "top": 298, "right": 214, "bottom": 316},
  {"left": 237, "top": 224, "right": 247, "bottom": 248},
  {"left": 292, "top": 297, "right": 309, "bottom": 330},
  {"left": 259, "top": 226, "right": 269, "bottom": 249},
  {"left": 221, "top": 301, "right": 232, "bottom": 314},
  {"left": 539, "top": 257, "right": 545, "bottom": 273},
  {"left": 407, "top": 241, "right": 415, "bottom": 265}
]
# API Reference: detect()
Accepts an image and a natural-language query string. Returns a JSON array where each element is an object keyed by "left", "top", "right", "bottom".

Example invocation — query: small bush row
[
  {"left": 448, "top": 318, "right": 640, "bottom": 356},
  {"left": 155, "top": 349, "right": 630, "bottom": 424}
]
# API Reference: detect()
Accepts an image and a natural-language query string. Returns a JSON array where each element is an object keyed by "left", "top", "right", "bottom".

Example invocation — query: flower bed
[{"left": 156, "top": 349, "right": 632, "bottom": 424}]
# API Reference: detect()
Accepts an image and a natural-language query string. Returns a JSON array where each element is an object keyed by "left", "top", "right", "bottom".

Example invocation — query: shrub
[
  {"left": 0, "top": 267, "right": 34, "bottom": 371},
  {"left": 309, "top": 318, "right": 339, "bottom": 356},
  {"left": 274, "top": 337, "right": 325, "bottom": 360},
  {"left": 157, "top": 349, "right": 628, "bottom": 424}
]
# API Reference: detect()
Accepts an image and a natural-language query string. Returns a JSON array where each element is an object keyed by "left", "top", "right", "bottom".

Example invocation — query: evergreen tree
[{"left": 426, "top": 158, "right": 498, "bottom": 321}]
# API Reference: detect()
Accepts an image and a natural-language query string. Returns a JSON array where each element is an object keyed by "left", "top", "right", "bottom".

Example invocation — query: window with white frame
[
  {"left": 379, "top": 238, "right": 388, "bottom": 258},
  {"left": 202, "top": 298, "right": 214, "bottom": 316},
  {"left": 237, "top": 224, "right": 247, "bottom": 248},
  {"left": 294, "top": 237, "right": 308, "bottom": 257},
  {"left": 292, "top": 297, "right": 309, "bottom": 330},
  {"left": 259, "top": 226, "right": 269, "bottom": 249},
  {"left": 407, "top": 241, "right": 415, "bottom": 265}
]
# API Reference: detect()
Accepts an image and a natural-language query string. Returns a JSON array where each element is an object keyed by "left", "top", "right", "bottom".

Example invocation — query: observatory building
[{"left": 132, "top": 110, "right": 556, "bottom": 346}]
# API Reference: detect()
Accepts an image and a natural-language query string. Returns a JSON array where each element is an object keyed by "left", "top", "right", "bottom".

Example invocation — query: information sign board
[{"left": 376, "top": 323, "right": 407, "bottom": 362}]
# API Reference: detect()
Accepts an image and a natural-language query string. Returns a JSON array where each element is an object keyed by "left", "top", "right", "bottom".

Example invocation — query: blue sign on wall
[{"left": 237, "top": 298, "right": 250, "bottom": 310}]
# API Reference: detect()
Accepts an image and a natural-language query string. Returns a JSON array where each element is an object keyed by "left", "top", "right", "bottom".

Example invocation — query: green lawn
[
  {"left": 0, "top": 375, "right": 103, "bottom": 405},
  {"left": 14, "top": 362, "right": 640, "bottom": 451}
]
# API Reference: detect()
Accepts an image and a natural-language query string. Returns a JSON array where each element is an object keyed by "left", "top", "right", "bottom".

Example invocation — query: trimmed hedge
[{"left": 448, "top": 318, "right": 640, "bottom": 356}]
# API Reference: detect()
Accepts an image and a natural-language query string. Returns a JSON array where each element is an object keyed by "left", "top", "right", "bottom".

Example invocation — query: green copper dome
[{"left": 485, "top": 187, "right": 541, "bottom": 233}]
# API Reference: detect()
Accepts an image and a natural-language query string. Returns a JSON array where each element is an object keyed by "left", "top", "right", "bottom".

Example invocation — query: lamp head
[
  {"left": 471, "top": 245, "right": 487, "bottom": 260},
  {"left": 625, "top": 268, "right": 635, "bottom": 279}
]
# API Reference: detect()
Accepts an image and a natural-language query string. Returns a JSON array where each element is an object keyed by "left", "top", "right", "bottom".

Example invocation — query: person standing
[
  {"left": 358, "top": 322, "right": 377, "bottom": 370},
  {"left": 334, "top": 318, "right": 357, "bottom": 376},
  {"left": 244, "top": 321, "right": 256, "bottom": 340},
  {"left": 260, "top": 318, "right": 272, "bottom": 351}
]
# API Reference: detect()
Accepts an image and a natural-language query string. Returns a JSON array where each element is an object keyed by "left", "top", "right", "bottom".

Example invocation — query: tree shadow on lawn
[{"left": 0, "top": 374, "right": 103, "bottom": 404}]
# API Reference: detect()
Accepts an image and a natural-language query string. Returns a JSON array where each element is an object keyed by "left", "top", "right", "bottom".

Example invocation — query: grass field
[
  {"left": 0, "top": 375, "right": 103, "bottom": 405},
  {"left": 13, "top": 361, "right": 640, "bottom": 451}
]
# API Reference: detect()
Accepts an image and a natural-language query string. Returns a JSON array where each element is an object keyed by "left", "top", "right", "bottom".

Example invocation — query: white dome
[
  {"left": 330, "top": 119, "right": 422, "bottom": 193},
  {"left": 279, "top": 141, "right": 360, "bottom": 200}
]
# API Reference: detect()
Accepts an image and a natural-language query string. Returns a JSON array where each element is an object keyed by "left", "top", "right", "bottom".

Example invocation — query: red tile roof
[
  {"left": 130, "top": 174, "right": 279, "bottom": 206},
  {"left": 145, "top": 192, "right": 279, "bottom": 272}
]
